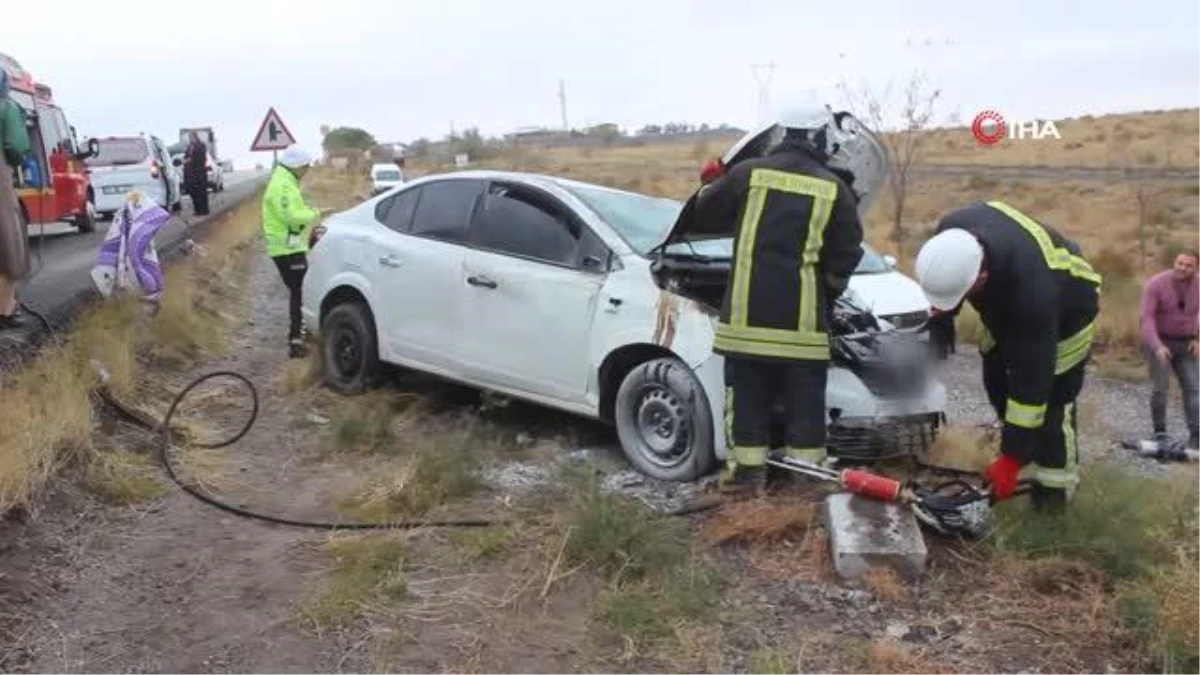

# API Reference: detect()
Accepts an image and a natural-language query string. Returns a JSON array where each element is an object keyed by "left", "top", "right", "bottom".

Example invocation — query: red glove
[
  {"left": 700, "top": 158, "right": 725, "bottom": 184},
  {"left": 986, "top": 454, "right": 1022, "bottom": 500}
]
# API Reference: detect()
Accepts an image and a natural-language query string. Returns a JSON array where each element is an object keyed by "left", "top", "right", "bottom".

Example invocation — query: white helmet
[
  {"left": 914, "top": 228, "right": 985, "bottom": 311},
  {"left": 718, "top": 105, "right": 889, "bottom": 216},
  {"left": 279, "top": 146, "right": 314, "bottom": 169}
]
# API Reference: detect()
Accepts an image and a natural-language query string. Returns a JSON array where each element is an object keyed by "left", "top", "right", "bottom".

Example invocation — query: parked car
[
  {"left": 171, "top": 151, "right": 224, "bottom": 192},
  {"left": 301, "top": 170, "right": 947, "bottom": 482},
  {"left": 85, "top": 135, "right": 182, "bottom": 218},
  {"left": 370, "top": 163, "right": 405, "bottom": 195}
]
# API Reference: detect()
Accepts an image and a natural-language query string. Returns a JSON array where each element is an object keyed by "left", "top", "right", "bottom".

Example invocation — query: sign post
[{"left": 250, "top": 107, "right": 297, "bottom": 165}]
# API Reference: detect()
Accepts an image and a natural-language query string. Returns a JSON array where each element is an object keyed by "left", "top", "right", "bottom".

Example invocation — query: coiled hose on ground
[{"left": 97, "top": 369, "right": 722, "bottom": 529}]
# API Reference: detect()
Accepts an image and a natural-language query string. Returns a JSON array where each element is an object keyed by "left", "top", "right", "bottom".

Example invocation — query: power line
[{"left": 750, "top": 62, "right": 778, "bottom": 124}]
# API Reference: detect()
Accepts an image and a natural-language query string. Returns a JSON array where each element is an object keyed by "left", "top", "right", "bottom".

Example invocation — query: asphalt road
[{"left": 14, "top": 169, "right": 267, "bottom": 333}]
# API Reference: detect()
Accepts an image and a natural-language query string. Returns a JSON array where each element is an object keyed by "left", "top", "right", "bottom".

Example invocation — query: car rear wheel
[
  {"left": 614, "top": 357, "right": 715, "bottom": 482},
  {"left": 320, "top": 302, "right": 380, "bottom": 395}
]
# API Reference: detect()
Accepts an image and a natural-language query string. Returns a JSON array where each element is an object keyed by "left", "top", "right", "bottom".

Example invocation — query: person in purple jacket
[{"left": 1140, "top": 248, "right": 1199, "bottom": 450}]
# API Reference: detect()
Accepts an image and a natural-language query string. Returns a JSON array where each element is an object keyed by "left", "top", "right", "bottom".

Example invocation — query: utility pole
[
  {"left": 750, "top": 62, "right": 778, "bottom": 124},
  {"left": 558, "top": 79, "right": 568, "bottom": 131}
]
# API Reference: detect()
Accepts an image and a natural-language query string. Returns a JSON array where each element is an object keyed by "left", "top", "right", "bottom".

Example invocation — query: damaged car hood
[{"left": 649, "top": 110, "right": 889, "bottom": 255}]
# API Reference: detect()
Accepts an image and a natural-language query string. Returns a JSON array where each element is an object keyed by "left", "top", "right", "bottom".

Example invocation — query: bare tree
[{"left": 837, "top": 70, "right": 943, "bottom": 260}]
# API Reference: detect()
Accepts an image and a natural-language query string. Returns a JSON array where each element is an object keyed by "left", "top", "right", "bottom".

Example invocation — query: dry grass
[
  {"left": 700, "top": 496, "right": 817, "bottom": 545},
  {"left": 0, "top": 192, "right": 267, "bottom": 514},
  {"left": 865, "top": 639, "right": 957, "bottom": 674},
  {"left": 301, "top": 533, "right": 410, "bottom": 633},
  {"left": 83, "top": 449, "right": 167, "bottom": 506},
  {"left": 915, "top": 108, "right": 1199, "bottom": 170},
  {"left": 863, "top": 568, "right": 909, "bottom": 604},
  {"left": 336, "top": 431, "right": 483, "bottom": 522}
]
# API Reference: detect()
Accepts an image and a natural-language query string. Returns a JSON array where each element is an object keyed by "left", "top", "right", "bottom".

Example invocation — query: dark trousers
[
  {"left": 188, "top": 182, "right": 209, "bottom": 215},
  {"left": 272, "top": 252, "right": 307, "bottom": 341},
  {"left": 985, "top": 358, "right": 1086, "bottom": 495},
  {"left": 1147, "top": 337, "right": 1199, "bottom": 438},
  {"left": 723, "top": 357, "right": 829, "bottom": 469}
]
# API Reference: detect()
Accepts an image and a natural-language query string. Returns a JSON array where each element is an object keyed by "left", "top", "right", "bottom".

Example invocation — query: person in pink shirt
[{"left": 1140, "top": 248, "right": 1199, "bottom": 450}]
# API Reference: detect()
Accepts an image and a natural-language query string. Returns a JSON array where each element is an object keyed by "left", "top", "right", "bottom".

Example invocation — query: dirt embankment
[{"left": 0, "top": 231, "right": 1194, "bottom": 672}]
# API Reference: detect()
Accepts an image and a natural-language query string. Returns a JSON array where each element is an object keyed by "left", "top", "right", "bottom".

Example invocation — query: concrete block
[{"left": 824, "top": 492, "right": 927, "bottom": 581}]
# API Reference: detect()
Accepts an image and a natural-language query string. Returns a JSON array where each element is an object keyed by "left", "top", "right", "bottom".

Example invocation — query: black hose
[
  {"left": 101, "top": 370, "right": 733, "bottom": 527},
  {"left": 103, "top": 370, "right": 501, "bottom": 530}
]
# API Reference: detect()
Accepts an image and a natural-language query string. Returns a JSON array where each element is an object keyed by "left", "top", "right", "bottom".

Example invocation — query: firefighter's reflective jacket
[
  {"left": 936, "top": 201, "right": 1102, "bottom": 461},
  {"left": 689, "top": 140, "right": 865, "bottom": 362}
]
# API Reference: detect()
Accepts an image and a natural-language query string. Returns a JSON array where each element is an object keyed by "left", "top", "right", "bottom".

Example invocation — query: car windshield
[
  {"left": 374, "top": 170, "right": 402, "bottom": 181},
  {"left": 85, "top": 138, "right": 149, "bottom": 167},
  {"left": 559, "top": 182, "right": 683, "bottom": 254},
  {"left": 855, "top": 243, "right": 893, "bottom": 273}
]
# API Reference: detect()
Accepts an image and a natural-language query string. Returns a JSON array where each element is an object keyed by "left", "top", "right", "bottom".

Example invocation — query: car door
[
  {"left": 460, "top": 179, "right": 610, "bottom": 404},
  {"left": 365, "top": 178, "right": 482, "bottom": 373},
  {"left": 149, "top": 137, "right": 176, "bottom": 205}
]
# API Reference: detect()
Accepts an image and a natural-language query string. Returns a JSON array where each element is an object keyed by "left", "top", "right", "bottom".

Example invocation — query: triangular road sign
[{"left": 251, "top": 107, "right": 297, "bottom": 151}]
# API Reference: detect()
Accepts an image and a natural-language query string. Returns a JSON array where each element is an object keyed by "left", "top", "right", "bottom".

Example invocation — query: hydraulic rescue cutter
[{"left": 766, "top": 453, "right": 1030, "bottom": 538}]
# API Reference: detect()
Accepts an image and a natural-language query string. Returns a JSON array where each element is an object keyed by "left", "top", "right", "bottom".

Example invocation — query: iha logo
[{"left": 972, "top": 110, "right": 1061, "bottom": 145}]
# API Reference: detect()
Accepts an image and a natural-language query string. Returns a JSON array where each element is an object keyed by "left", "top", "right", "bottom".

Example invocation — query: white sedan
[{"left": 301, "top": 171, "right": 946, "bottom": 481}]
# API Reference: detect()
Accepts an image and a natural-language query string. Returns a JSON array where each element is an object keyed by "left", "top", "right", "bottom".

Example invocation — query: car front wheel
[
  {"left": 613, "top": 357, "right": 715, "bottom": 482},
  {"left": 320, "top": 302, "right": 380, "bottom": 394}
]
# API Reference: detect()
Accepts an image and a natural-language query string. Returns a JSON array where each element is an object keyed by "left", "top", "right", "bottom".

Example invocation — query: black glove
[{"left": 927, "top": 312, "right": 956, "bottom": 360}]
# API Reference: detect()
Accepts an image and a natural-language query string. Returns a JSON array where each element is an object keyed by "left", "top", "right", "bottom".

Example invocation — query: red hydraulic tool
[{"left": 766, "top": 453, "right": 1030, "bottom": 537}]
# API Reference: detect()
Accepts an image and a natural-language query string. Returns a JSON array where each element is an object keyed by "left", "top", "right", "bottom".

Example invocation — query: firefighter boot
[
  {"left": 1030, "top": 484, "right": 1068, "bottom": 513},
  {"left": 718, "top": 464, "right": 767, "bottom": 496}
]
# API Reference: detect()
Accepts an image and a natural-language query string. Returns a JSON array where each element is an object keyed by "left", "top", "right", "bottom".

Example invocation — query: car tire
[
  {"left": 613, "top": 356, "right": 715, "bottom": 482},
  {"left": 320, "top": 302, "right": 380, "bottom": 395},
  {"left": 75, "top": 207, "right": 96, "bottom": 233}
]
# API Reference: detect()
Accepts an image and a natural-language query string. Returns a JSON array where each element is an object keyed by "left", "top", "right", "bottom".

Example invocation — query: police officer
[
  {"left": 262, "top": 146, "right": 325, "bottom": 358},
  {"left": 687, "top": 108, "right": 872, "bottom": 493},
  {"left": 914, "top": 201, "right": 1102, "bottom": 510}
]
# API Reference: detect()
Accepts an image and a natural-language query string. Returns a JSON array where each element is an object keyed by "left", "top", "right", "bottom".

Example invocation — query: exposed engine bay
[{"left": 650, "top": 250, "right": 945, "bottom": 464}]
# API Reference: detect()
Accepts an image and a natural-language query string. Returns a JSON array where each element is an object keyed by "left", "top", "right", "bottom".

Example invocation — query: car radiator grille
[{"left": 827, "top": 412, "right": 944, "bottom": 463}]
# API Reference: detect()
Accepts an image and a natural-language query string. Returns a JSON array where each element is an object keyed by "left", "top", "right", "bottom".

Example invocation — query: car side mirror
[
  {"left": 582, "top": 255, "right": 605, "bottom": 272},
  {"left": 73, "top": 137, "right": 99, "bottom": 160},
  {"left": 883, "top": 254, "right": 897, "bottom": 268}
]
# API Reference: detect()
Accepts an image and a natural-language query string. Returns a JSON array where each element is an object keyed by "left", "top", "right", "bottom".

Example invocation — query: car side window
[
  {"left": 406, "top": 179, "right": 483, "bottom": 244},
  {"left": 469, "top": 182, "right": 587, "bottom": 267},
  {"left": 374, "top": 186, "right": 421, "bottom": 234}
]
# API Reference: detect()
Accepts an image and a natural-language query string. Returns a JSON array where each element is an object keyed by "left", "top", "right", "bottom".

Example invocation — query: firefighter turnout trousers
[
  {"left": 981, "top": 328, "right": 1090, "bottom": 498},
  {"left": 724, "top": 358, "right": 829, "bottom": 470}
]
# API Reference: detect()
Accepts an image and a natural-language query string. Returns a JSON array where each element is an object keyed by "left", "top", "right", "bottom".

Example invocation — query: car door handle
[
  {"left": 378, "top": 255, "right": 402, "bottom": 268},
  {"left": 466, "top": 275, "right": 497, "bottom": 289}
]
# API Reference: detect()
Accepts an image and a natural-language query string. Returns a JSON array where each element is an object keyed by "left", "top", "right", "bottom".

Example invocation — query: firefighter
[
  {"left": 689, "top": 108, "right": 869, "bottom": 493},
  {"left": 914, "top": 201, "right": 1102, "bottom": 510}
]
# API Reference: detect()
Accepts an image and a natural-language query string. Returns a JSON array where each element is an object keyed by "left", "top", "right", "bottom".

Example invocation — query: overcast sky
[{"left": 4, "top": 0, "right": 1197, "bottom": 169}]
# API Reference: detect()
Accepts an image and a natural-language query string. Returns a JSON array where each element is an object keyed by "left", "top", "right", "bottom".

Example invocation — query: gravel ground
[{"left": 933, "top": 347, "right": 1192, "bottom": 477}]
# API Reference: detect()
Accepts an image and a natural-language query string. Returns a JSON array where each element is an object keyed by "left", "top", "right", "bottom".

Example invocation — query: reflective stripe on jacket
[
  {"left": 262, "top": 164, "right": 320, "bottom": 258},
  {"left": 689, "top": 140, "right": 865, "bottom": 362},
  {"left": 938, "top": 200, "right": 1101, "bottom": 461}
]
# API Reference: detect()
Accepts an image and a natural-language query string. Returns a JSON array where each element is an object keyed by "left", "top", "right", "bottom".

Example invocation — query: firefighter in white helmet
[
  {"left": 915, "top": 202, "right": 1102, "bottom": 510},
  {"left": 683, "top": 106, "right": 881, "bottom": 494}
]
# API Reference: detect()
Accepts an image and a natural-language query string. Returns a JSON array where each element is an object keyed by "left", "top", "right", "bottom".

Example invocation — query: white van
[
  {"left": 370, "top": 163, "right": 405, "bottom": 195},
  {"left": 86, "top": 135, "right": 183, "bottom": 218}
]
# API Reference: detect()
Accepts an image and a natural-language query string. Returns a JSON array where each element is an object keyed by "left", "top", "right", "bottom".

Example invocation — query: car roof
[{"left": 410, "top": 169, "right": 676, "bottom": 203}]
